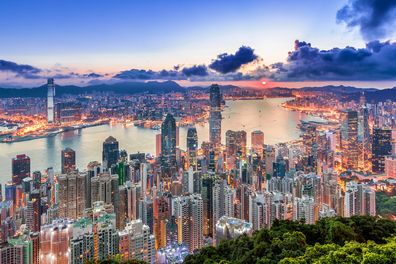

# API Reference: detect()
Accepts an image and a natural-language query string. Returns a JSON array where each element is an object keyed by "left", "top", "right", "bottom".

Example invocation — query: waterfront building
[
  {"left": 12, "top": 154, "right": 30, "bottom": 185},
  {"left": 47, "top": 78, "right": 55, "bottom": 124},
  {"left": 61, "top": 148, "right": 76, "bottom": 174}
]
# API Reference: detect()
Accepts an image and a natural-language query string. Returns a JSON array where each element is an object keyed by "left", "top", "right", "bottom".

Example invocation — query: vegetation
[
  {"left": 184, "top": 216, "right": 396, "bottom": 264},
  {"left": 376, "top": 191, "right": 396, "bottom": 218}
]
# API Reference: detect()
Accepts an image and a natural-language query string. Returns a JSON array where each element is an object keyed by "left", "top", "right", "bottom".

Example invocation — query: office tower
[
  {"left": 161, "top": 114, "right": 177, "bottom": 176},
  {"left": 201, "top": 174, "right": 215, "bottom": 237},
  {"left": 40, "top": 219, "right": 73, "bottom": 264},
  {"left": 213, "top": 179, "right": 225, "bottom": 235},
  {"left": 303, "top": 125, "right": 317, "bottom": 166},
  {"left": 265, "top": 146, "right": 275, "bottom": 175},
  {"left": 251, "top": 130, "right": 264, "bottom": 155},
  {"left": 156, "top": 133, "right": 162, "bottom": 157},
  {"left": 372, "top": 128, "right": 392, "bottom": 173},
  {"left": 118, "top": 219, "right": 156, "bottom": 263},
  {"left": 102, "top": 136, "right": 119, "bottom": 170},
  {"left": 187, "top": 127, "right": 198, "bottom": 169},
  {"left": 61, "top": 147, "right": 76, "bottom": 174},
  {"left": 215, "top": 216, "right": 252, "bottom": 245},
  {"left": 273, "top": 154, "right": 286, "bottom": 177},
  {"left": 47, "top": 78, "right": 55, "bottom": 123},
  {"left": 32, "top": 171, "right": 41, "bottom": 190},
  {"left": 340, "top": 110, "right": 359, "bottom": 170},
  {"left": 12, "top": 154, "right": 30, "bottom": 185},
  {"left": 358, "top": 106, "right": 371, "bottom": 172},
  {"left": 209, "top": 84, "right": 222, "bottom": 147},
  {"left": 293, "top": 195, "right": 315, "bottom": 224},
  {"left": 57, "top": 172, "right": 86, "bottom": 219},
  {"left": 226, "top": 130, "right": 247, "bottom": 158},
  {"left": 385, "top": 156, "right": 396, "bottom": 178}
]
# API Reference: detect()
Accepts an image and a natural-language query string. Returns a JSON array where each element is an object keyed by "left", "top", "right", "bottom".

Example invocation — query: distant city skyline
[{"left": 1, "top": 0, "right": 396, "bottom": 88}]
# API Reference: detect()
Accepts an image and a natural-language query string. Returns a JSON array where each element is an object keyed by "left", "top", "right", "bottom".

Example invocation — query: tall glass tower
[
  {"left": 209, "top": 84, "right": 222, "bottom": 147},
  {"left": 161, "top": 114, "right": 177, "bottom": 176},
  {"left": 47, "top": 78, "right": 55, "bottom": 123}
]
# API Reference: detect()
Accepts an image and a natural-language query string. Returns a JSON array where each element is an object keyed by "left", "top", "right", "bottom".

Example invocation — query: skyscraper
[
  {"left": 187, "top": 127, "right": 198, "bottom": 169},
  {"left": 47, "top": 78, "right": 55, "bottom": 124},
  {"left": 372, "top": 128, "right": 392, "bottom": 173},
  {"left": 209, "top": 84, "right": 222, "bottom": 147},
  {"left": 102, "top": 136, "right": 119, "bottom": 170},
  {"left": 61, "top": 147, "right": 76, "bottom": 174},
  {"left": 340, "top": 110, "right": 359, "bottom": 170},
  {"left": 57, "top": 172, "right": 86, "bottom": 219},
  {"left": 251, "top": 130, "right": 264, "bottom": 156},
  {"left": 161, "top": 114, "right": 177, "bottom": 176},
  {"left": 12, "top": 154, "right": 30, "bottom": 185}
]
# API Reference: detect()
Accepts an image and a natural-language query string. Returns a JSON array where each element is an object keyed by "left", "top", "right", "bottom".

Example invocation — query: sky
[{"left": 1, "top": 0, "right": 396, "bottom": 88}]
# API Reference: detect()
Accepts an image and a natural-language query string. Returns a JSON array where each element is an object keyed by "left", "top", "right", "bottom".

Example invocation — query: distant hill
[{"left": 0, "top": 81, "right": 186, "bottom": 98}]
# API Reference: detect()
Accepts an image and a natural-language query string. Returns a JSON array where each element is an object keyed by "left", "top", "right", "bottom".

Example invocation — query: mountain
[
  {"left": 298, "top": 85, "right": 378, "bottom": 93},
  {"left": 0, "top": 81, "right": 186, "bottom": 98}
]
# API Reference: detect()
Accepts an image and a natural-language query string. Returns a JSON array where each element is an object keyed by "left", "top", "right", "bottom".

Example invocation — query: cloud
[
  {"left": 113, "top": 69, "right": 184, "bottom": 80},
  {"left": 209, "top": 46, "right": 258, "bottom": 74},
  {"left": 0, "top": 59, "right": 41, "bottom": 78},
  {"left": 337, "top": 0, "right": 396, "bottom": 40},
  {"left": 181, "top": 65, "right": 208, "bottom": 77},
  {"left": 84, "top": 72, "right": 103, "bottom": 78},
  {"left": 266, "top": 39, "right": 396, "bottom": 81}
]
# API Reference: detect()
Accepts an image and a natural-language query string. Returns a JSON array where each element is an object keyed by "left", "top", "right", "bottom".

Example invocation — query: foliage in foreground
[
  {"left": 183, "top": 216, "right": 396, "bottom": 264},
  {"left": 376, "top": 191, "right": 396, "bottom": 218}
]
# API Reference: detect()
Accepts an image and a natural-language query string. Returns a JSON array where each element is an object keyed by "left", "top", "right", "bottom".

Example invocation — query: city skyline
[{"left": 1, "top": 0, "right": 396, "bottom": 88}]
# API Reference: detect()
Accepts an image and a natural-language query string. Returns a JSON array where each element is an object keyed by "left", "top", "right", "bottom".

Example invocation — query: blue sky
[{"left": 0, "top": 0, "right": 396, "bottom": 88}]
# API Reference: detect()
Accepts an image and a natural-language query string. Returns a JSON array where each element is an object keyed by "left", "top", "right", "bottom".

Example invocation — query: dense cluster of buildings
[{"left": 0, "top": 84, "right": 394, "bottom": 263}]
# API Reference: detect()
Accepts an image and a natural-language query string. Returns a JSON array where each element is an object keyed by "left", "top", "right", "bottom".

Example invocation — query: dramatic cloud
[
  {"left": 113, "top": 69, "right": 184, "bottom": 80},
  {"left": 0, "top": 59, "right": 41, "bottom": 78},
  {"left": 266, "top": 40, "right": 396, "bottom": 81},
  {"left": 337, "top": 0, "right": 396, "bottom": 40},
  {"left": 181, "top": 65, "right": 208, "bottom": 77},
  {"left": 209, "top": 46, "right": 258, "bottom": 74}
]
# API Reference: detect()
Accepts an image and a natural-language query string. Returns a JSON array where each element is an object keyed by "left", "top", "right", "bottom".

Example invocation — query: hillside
[{"left": 184, "top": 216, "right": 396, "bottom": 264}]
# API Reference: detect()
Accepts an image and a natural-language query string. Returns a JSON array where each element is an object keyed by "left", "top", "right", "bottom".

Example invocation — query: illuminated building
[
  {"left": 340, "top": 110, "right": 359, "bottom": 170},
  {"left": 155, "top": 133, "right": 161, "bottom": 157},
  {"left": 25, "top": 190, "right": 41, "bottom": 232},
  {"left": 187, "top": 127, "right": 198, "bottom": 169},
  {"left": 70, "top": 218, "right": 94, "bottom": 264},
  {"left": 12, "top": 154, "right": 30, "bottom": 185},
  {"left": 173, "top": 194, "right": 203, "bottom": 252},
  {"left": 212, "top": 179, "right": 225, "bottom": 236},
  {"left": 55, "top": 102, "right": 82, "bottom": 123},
  {"left": 215, "top": 216, "right": 252, "bottom": 246},
  {"left": 57, "top": 172, "right": 86, "bottom": 219},
  {"left": 385, "top": 156, "right": 396, "bottom": 178},
  {"left": 118, "top": 219, "right": 155, "bottom": 264},
  {"left": 154, "top": 196, "right": 169, "bottom": 249},
  {"left": 358, "top": 106, "right": 371, "bottom": 172},
  {"left": 251, "top": 130, "right": 264, "bottom": 156},
  {"left": 226, "top": 130, "right": 247, "bottom": 158},
  {"left": 40, "top": 219, "right": 73, "bottom": 264},
  {"left": 161, "top": 114, "right": 177, "bottom": 177},
  {"left": 209, "top": 84, "right": 222, "bottom": 147},
  {"left": 47, "top": 78, "right": 55, "bottom": 124},
  {"left": 61, "top": 148, "right": 76, "bottom": 174},
  {"left": 273, "top": 154, "right": 286, "bottom": 177},
  {"left": 201, "top": 174, "right": 215, "bottom": 237},
  {"left": 0, "top": 235, "right": 33, "bottom": 264},
  {"left": 102, "top": 136, "right": 119, "bottom": 171},
  {"left": 157, "top": 243, "right": 189, "bottom": 264},
  {"left": 372, "top": 128, "right": 392, "bottom": 174}
]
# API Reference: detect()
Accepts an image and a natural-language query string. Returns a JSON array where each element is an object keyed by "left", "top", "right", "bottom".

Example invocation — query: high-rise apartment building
[{"left": 61, "top": 148, "right": 76, "bottom": 174}]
